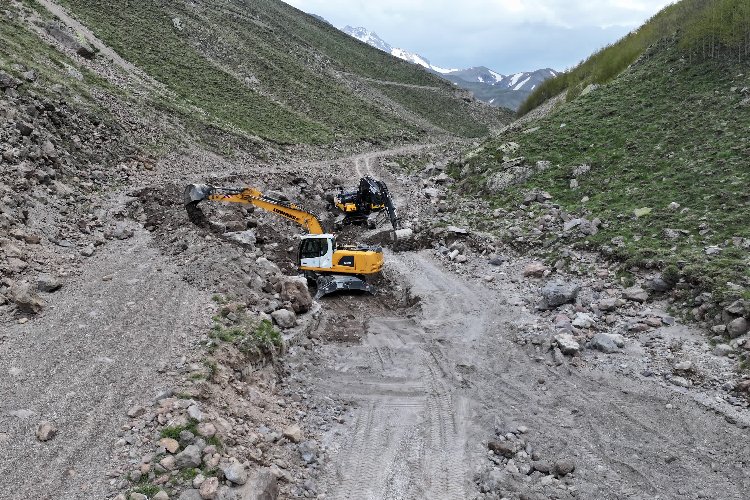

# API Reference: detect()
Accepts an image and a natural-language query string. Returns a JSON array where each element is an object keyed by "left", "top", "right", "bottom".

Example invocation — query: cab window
[{"left": 301, "top": 239, "right": 321, "bottom": 259}]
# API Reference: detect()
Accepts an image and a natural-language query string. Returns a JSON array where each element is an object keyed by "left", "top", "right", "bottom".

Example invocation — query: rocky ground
[{"left": 2, "top": 2, "right": 750, "bottom": 498}]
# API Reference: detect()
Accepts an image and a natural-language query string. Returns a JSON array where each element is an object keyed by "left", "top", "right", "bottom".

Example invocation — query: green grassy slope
[
  {"left": 56, "top": 0, "right": 499, "bottom": 143},
  {"left": 519, "top": 0, "right": 750, "bottom": 116},
  {"left": 455, "top": 42, "right": 750, "bottom": 301}
]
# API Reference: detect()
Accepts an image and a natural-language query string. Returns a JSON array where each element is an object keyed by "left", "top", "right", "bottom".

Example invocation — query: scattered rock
[
  {"left": 554, "top": 334, "right": 580, "bottom": 355},
  {"left": 199, "top": 476, "right": 219, "bottom": 499},
  {"left": 674, "top": 360, "right": 693, "bottom": 372},
  {"left": 281, "top": 277, "right": 313, "bottom": 314},
  {"left": 623, "top": 286, "right": 649, "bottom": 303},
  {"left": 196, "top": 422, "right": 216, "bottom": 438},
  {"left": 589, "top": 333, "right": 624, "bottom": 353},
  {"left": 282, "top": 424, "right": 303, "bottom": 443},
  {"left": 633, "top": 207, "right": 652, "bottom": 218},
  {"left": 160, "top": 437, "right": 180, "bottom": 454},
  {"left": 523, "top": 262, "right": 548, "bottom": 278},
  {"left": 540, "top": 281, "right": 580, "bottom": 309},
  {"left": 572, "top": 312, "right": 596, "bottom": 329},
  {"left": 554, "top": 459, "right": 576, "bottom": 477},
  {"left": 36, "top": 421, "right": 57, "bottom": 442},
  {"left": 670, "top": 376, "right": 691, "bottom": 388},
  {"left": 127, "top": 405, "right": 146, "bottom": 418},
  {"left": 727, "top": 317, "right": 748, "bottom": 339},
  {"left": 488, "top": 439, "right": 516, "bottom": 458},
  {"left": 36, "top": 274, "right": 62, "bottom": 293},
  {"left": 175, "top": 445, "right": 202, "bottom": 469},
  {"left": 10, "top": 283, "right": 45, "bottom": 314},
  {"left": 222, "top": 461, "right": 248, "bottom": 485},
  {"left": 232, "top": 468, "right": 278, "bottom": 500},
  {"left": 713, "top": 344, "right": 733, "bottom": 357},
  {"left": 271, "top": 308, "right": 296, "bottom": 329}
]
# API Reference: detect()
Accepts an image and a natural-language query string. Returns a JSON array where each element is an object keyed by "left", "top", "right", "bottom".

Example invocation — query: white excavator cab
[{"left": 298, "top": 235, "right": 334, "bottom": 270}]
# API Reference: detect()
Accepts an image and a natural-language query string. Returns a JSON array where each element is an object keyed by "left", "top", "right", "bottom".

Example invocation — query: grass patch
[{"left": 458, "top": 41, "right": 750, "bottom": 302}]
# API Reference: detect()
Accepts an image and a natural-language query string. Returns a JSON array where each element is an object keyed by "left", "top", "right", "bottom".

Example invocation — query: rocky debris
[
  {"left": 175, "top": 445, "right": 202, "bottom": 469},
  {"left": 727, "top": 317, "right": 748, "bottom": 338},
  {"left": 713, "top": 344, "right": 733, "bottom": 357},
  {"left": 488, "top": 440, "right": 516, "bottom": 458},
  {"left": 222, "top": 461, "right": 248, "bottom": 485},
  {"left": 622, "top": 286, "right": 649, "bottom": 303},
  {"left": 554, "top": 459, "right": 576, "bottom": 477},
  {"left": 523, "top": 262, "right": 548, "bottom": 278},
  {"left": 554, "top": 334, "right": 580, "bottom": 355},
  {"left": 160, "top": 437, "right": 180, "bottom": 454},
  {"left": 36, "top": 421, "right": 57, "bottom": 442},
  {"left": 10, "top": 283, "right": 45, "bottom": 314},
  {"left": 199, "top": 477, "right": 219, "bottom": 499},
  {"left": 271, "top": 308, "right": 296, "bottom": 329},
  {"left": 589, "top": 333, "right": 624, "bottom": 354},
  {"left": 234, "top": 469, "right": 279, "bottom": 500},
  {"left": 127, "top": 405, "right": 146, "bottom": 418},
  {"left": 282, "top": 424, "right": 303, "bottom": 443},
  {"left": 539, "top": 281, "right": 580, "bottom": 309},
  {"left": 280, "top": 277, "right": 312, "bottom": 314}
]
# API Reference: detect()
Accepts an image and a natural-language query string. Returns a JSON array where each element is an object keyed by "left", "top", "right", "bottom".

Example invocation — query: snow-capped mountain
[{"left": 341, "top": 25, "right": 558, "bottom": 110}]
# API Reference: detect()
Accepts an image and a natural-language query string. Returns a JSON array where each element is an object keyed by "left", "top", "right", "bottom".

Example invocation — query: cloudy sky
[{"left": 281, "top": 0, "right": 674, "bottom": 74}]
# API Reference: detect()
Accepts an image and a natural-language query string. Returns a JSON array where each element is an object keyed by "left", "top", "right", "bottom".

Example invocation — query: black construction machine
[{"left": 331, "top": 176, "right": 400, "bottom": 231}]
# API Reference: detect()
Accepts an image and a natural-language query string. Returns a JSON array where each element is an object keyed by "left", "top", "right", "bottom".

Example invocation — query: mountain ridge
[{"left": 341, "top": 25, "right": 558, "bottom": 110}]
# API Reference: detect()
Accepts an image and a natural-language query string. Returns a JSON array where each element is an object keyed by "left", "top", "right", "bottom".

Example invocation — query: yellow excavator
[{"left": 184, "top": 184, "right": 384, "bottom": 298}]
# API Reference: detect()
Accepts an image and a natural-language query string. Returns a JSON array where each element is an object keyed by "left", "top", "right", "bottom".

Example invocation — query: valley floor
[{"left": 1, "top": 147, "right": 748, "bottom": 500}]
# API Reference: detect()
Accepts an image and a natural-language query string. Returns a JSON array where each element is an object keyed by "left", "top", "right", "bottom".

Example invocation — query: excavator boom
[{"left": 184, "top": 184, "right": 324, "bottom": 234}]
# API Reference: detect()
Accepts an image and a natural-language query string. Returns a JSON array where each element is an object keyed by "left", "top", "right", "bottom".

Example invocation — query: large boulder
[
  {"left": 280, "top": 277, "right": 312, "bottom": 313},
  {"left": 727, "top": 317, "right": 748, "bottom": 338},
  {"left": 540, "top": 282, "right": 580, "bottom": 309}
]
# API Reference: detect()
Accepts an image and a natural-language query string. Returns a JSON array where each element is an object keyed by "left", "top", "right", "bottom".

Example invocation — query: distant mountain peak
[
  {"left": 339, "top": 24, "right": 558, "bottom": 110},
  {"left": 343, "top": 26, "right": 393, "bottom": 53}
]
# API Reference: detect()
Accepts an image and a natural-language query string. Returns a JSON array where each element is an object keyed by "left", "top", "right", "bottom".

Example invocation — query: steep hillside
[
  {"left": 520, "top": 0, "right": 750, "bottom": 115},
  {"left": 51, "top": 0, "right": 506, "bottom": 143},
  {"left": 450, "top": 39, "right": 750, "bottom": 314}
]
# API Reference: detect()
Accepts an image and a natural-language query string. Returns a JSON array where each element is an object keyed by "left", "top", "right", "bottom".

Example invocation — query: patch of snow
[
  {"left": 489, "top": 70, "right": 505, "bottom": 83},
  {"left": 391, "top": 48, "right": 431, "bottom": 69},
  {"left": 431, "top": 65, "right": 460, "bottom": 74},
  {"left": 509, "top": 72, "right": 525, "bottom": 87},
  {"left": 478, "top": 76, "right": 485, "bottom": 83},
  {"left": 513, "top": 76, "right": 532, "bottom": 90},
  {"left": 489, "top": 98, "right": 495, "bottom": 104}
]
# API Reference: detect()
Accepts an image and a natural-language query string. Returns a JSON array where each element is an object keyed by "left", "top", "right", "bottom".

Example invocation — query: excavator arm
[{"left": 184, "top": 184, "right": 324, "bottom": 234}]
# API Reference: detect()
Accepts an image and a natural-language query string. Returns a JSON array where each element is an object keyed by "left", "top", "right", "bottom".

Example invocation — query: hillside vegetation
[
  {"left": 55, "top": 0, "right": 504, "bottom": 143},
  {"left": 452, "top": 40, "right": 750, "bottom": 305},
  {"left": 519, "top": 0, "right": 750, "bottom": 115}
]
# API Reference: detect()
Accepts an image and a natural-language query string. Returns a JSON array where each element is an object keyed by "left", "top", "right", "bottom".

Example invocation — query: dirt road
[
  {"left": 0, "top": 228, "right": 210, "bottom": 500},
  {"left": 301, "top": 249, "right": 750, "bottom": 499}
]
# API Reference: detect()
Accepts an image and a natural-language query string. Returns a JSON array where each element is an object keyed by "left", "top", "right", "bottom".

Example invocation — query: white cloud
[{"left": 282, "top": 0, "right": 674, "bottom": 73}]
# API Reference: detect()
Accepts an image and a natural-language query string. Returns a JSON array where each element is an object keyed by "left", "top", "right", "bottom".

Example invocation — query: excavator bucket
[
  {"left": 184, "top": 184, "right": 214, "bottom": 206},
  {"left": 315, "top": 275, "right": 375, "bottom": 299}
]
